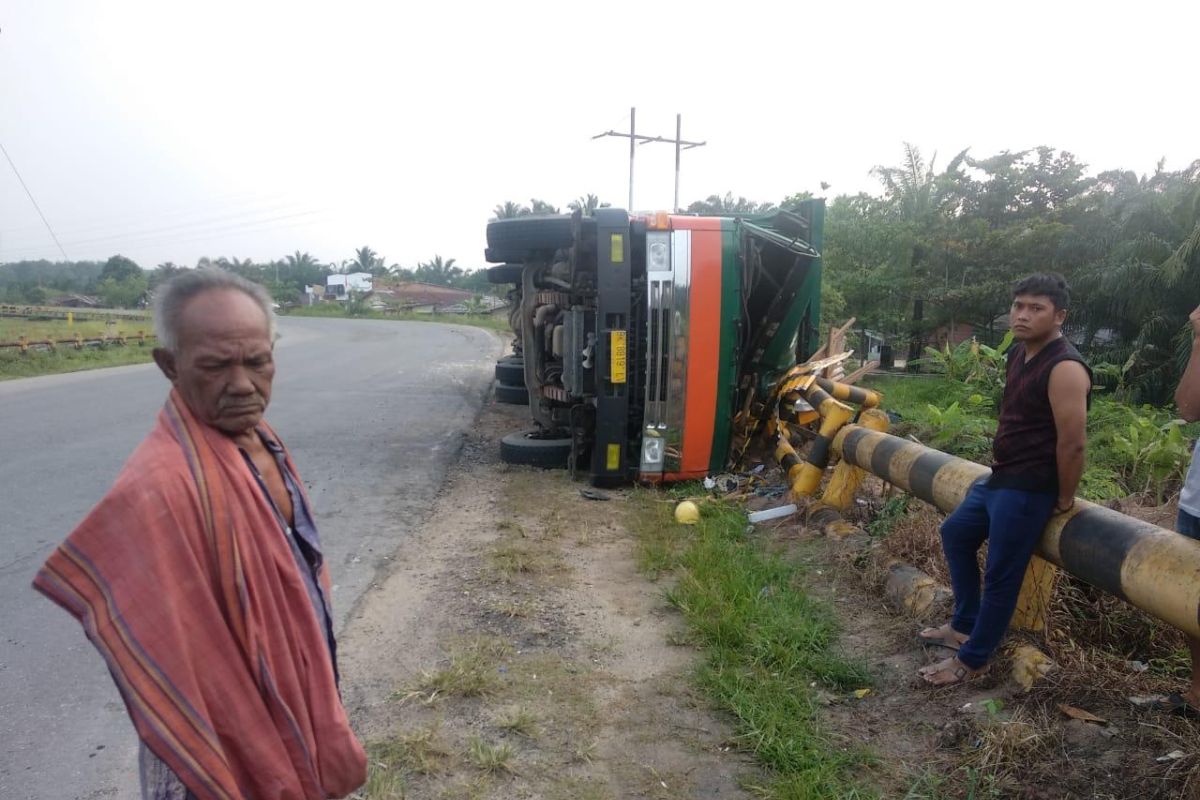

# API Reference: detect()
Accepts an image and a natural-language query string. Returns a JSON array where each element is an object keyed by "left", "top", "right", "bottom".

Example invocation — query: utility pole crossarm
[{"left": 591, "top": 108, "right": 706, "bottom": 212}]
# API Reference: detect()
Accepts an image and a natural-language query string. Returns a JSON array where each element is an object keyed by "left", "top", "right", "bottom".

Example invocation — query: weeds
[
  {"left": 628, "top": 493, "right": 876, "bottom": 798},
  {"left": 403, "top": 637, "right": 512, "bottom": 701},
  {"left": 465, "top": 736, "right": 515, "bottom": 774},
  {"left": 492, "top": 705, "right": 538, "bottom": 738}
]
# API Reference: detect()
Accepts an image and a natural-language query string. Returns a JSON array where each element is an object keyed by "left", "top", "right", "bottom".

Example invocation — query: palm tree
[
  {"left": 415, "top": 255, "right": 462, "bottom": 286},
  {"left": 869, "top": 144, "right": 971, "bottom": 365},
  {"left": 568, "top": 194, "right": 606, "bottom": 215},
  {"left": 349, "top": 246, "right": 384, "bottom": 273},
  {"left": 492, "top": 201, "right": 528, "bottom": 220},
  {"left": 684, "top": 193, "right": 775, "bottom": 215},
  {"left": 285, "top": 251, "right": 321, "bottom": 271},
  {"left": 1072, "top": 160, "right": 1200, "bottom": 401},
  {"left": 529, "top": 198, "right": 559, "bottom": 215}
]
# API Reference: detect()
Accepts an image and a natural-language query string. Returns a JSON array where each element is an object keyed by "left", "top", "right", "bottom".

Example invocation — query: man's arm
[
  {"left": 1049, "top": 360, "right": 1091, "bottom": 513},
  {"left": 1175, "top": 305, "right": 1200, "bottom": 423}
]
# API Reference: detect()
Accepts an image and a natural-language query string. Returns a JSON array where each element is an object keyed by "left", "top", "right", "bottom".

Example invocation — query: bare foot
[{"left": 919, "top": 656, "right": 982, "bottom": 686}]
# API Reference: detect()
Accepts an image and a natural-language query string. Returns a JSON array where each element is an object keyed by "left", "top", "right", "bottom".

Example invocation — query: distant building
[
  {"left": 375, "top": 282, "right": 474, "bottom": 313},
  {"left": 325, "top": 272, "right": 373, "bottom": 298}
]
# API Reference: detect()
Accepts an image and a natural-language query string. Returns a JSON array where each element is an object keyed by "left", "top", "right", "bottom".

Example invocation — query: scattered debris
[
  {"left": 747, "top": 504, "right": 798, "bottom": 524},
  {"left": 1124, "top": 659, "right": 1150, "bottom": 673},
  {"left": 674, "top": 500, "right": 700, "bottom": 525},
  {"left": 1156, "top": 750, "right": 1186, "bottom": 763},
  {"left": 1058, "top": 704, "right": 1107, "bottom": 725},
  {"left": 1129, "top": 695, "right": 1167, "bottom": 710},
  {"left": 578, "top": 488, "right": 611, "bottom": 501},
  {"left": 703, "top": 473, "right": 741, "bottom": 493},
  {"left": 1010, "top": 644, "right": 1056, "bottom": 691}
]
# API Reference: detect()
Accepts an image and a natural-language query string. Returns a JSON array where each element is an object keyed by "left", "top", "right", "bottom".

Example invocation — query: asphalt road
[{"left": 0, "top": 316, "right": 503, "bottom": 800}]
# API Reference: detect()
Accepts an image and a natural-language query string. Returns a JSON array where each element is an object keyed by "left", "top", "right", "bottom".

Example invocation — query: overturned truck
[{"left": 485, "top": 203, "right": 824, "bottom": 485}]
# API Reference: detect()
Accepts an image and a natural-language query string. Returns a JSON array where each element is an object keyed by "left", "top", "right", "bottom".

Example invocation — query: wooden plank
[{"left": 842, "top": 361, "right": 880, "bottom": 385}]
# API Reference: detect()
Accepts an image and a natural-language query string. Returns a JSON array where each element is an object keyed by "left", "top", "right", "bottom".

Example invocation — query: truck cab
[{"left": 485, "top": 202, "right": 823, "bottom": 484}]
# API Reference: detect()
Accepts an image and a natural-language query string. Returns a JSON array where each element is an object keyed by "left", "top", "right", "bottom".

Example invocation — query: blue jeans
[
  {"left": 1180, "top": 509, "right": 1200, "bottom": 540},
  {"left": 939, "top": 483, "right": 1057, "bottom": 670}
]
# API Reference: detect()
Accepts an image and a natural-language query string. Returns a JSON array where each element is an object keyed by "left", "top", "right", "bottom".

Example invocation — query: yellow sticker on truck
[
  {"left": 610, "top": 330, "right": 627, "bottom": 384},
  {"left": 610, "top": 233, "right": 624, "bottom": 263},
  {"left": 606, "top": 443, "right": 621, "bottom": 471}
]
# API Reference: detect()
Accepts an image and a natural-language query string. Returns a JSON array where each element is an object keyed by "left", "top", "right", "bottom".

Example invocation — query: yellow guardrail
[
  {"left": 0, "top": 330, "right": 156, "bottom": 352},
  {"left": 0, "top": 304, "right": 151, "bottom": 321}
]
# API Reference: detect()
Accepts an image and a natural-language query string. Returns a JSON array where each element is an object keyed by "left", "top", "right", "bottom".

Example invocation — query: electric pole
[{"left": 592, "top": 109, "right": 706, "bottom": 212}]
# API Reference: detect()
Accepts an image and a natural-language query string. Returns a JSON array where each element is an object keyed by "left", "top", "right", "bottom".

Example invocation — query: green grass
[
  {"left": 0, "top": 341, "right": 155, "bottom": 380},
  {"left": 629, "top": 493, "right": 877, "bottom": 799},
  {"left": 284, "top": 304, "right": 512, "bottom": 334}
]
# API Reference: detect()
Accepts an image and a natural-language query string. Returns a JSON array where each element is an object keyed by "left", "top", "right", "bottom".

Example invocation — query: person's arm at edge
[
  {"left": 1049, "top": 360, "right": 1091, "bottom": 513},
  {"left": 1175, "top": 305, "right": 1200, "bottom": 423}
]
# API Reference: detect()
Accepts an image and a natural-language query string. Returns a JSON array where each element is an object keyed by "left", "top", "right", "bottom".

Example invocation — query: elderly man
[{"left": 33, "top": 269, "right": 366, "bottom": 799}]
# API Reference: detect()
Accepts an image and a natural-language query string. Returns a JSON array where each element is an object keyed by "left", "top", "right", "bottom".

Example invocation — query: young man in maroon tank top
[{"left": 918, "top": 273, "right": 1092, "bottom": 685}]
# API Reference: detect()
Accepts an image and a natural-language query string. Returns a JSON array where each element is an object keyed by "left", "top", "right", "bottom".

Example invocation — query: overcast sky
[{"left": 2, "top": 0, "right": 1197, "bottom": 272}]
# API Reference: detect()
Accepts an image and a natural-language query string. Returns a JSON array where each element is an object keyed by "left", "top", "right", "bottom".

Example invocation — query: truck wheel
[
  {"left": 486, "top": 216, "right": 574, "bottom": 263},
  {"left": 495, "top": 359, "right": 524, "bottom": 385},
  {"left": 500, "top": 429, "right": 571, "bottom": 468},
  {"left": 486, "top": 264, "right": 523, "bottom": 284},
  {"left": 494, "top": 382, "right": 529, "bottom": 405}
]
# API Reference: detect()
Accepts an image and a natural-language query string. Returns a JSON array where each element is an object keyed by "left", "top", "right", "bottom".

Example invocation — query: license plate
[{"left": 610, "top": 330, "right": 627, "bottom": 384}]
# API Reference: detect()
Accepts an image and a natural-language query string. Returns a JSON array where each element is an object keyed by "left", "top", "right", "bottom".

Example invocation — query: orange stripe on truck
[{"left": 672, "top": 218, "right": 722, "bottom": 477}]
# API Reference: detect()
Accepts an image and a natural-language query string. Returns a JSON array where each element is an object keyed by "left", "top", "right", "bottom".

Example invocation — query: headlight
[
  {"left": 647, "top": 234, "right": 670, "bottom": 272},
  {"left": 641, "top": 435, "right": 665, "bottom": 466}
]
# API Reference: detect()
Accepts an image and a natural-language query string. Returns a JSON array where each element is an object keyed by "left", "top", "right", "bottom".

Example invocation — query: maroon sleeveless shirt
[{"left": 988, "top": 336, "right": 1091, "bottom": 493}]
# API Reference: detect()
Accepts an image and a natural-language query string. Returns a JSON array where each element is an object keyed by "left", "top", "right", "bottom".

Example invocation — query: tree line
[
  {"left": 0, "top": 248, "right": 496, "bottom": 308},
  {"left": 5, "top": 144, "right": 1197, "bottom": 401}
]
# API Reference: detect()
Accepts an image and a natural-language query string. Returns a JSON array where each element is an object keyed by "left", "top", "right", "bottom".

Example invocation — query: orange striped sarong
[{"left": 33, "top": 390, "right": 367, "bottom": 799}]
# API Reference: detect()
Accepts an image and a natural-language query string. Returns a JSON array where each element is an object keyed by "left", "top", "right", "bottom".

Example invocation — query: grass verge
[
  {"left": 283, "top": 305, "right": 512, "bottom": 334},
  {"left": 0, "top": 343, "right": 154, "bottom": 380},
  {"left": 628, "top": 490, "right": 877, "bottom": 799}
]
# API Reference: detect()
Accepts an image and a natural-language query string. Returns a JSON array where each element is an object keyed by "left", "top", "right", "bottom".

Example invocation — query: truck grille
[{"left": 642, "top": 231, "right": 690, "bottom": 473}]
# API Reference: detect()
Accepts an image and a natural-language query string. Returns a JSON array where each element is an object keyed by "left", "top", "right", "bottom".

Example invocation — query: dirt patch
[
  {"left": 334, "top": 393, "right": 1200, "bottom": 799},
  {"left": 336, "top": 398, "right": 754, "bottom": 799}
]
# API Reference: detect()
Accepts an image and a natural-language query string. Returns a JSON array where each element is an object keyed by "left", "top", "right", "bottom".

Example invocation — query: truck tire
[
  {"left": 500, "top": 429, "right": 571, "bottom": 469},
  {"left": 495, "top": 359, "right": 524, "bottom": 385},
  {"left": 494, "top": 381, "right": 528, "bottom": 405},
  {"left": 486, "top": 264, "right": 523, "bottom": 284},
  {"left": 485, "top": 216, "right": 573, "bottom": 263}
]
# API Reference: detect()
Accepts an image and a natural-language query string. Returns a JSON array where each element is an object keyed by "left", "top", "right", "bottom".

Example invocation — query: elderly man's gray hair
[{"left": 153, "top": 268, "right": 277, "bottom": 351}]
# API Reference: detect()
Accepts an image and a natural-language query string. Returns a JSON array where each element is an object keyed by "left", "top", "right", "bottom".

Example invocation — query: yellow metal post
[
  {"left": 67, "top": 311, "right": 74, "bottom": 328},
  {"left": 791, "top": 396, "right": 854, "bottom": 496},
  {"left": 1012, "top": 556, "right": 1057, "bottom": 632},
  {"left": 821, "top": 408, "right": 890, "bottom": 510}
]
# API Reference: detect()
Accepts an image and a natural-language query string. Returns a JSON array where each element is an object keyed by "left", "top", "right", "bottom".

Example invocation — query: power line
[{"left": 0, "top": 141, "right": 69, "bottom": 260}]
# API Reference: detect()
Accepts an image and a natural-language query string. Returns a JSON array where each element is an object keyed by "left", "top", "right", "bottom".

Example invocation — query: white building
[{"left": 325, "top": 272, "right": 373, "bottom": 297}]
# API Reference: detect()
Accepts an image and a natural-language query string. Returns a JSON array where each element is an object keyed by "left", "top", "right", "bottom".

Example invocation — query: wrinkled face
[
  {"left": 1009, "top": 293, "right": 1066, "bottom": 342},
  {"left": 153, "top": 289, "right": 275, "bottom": 435}
]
